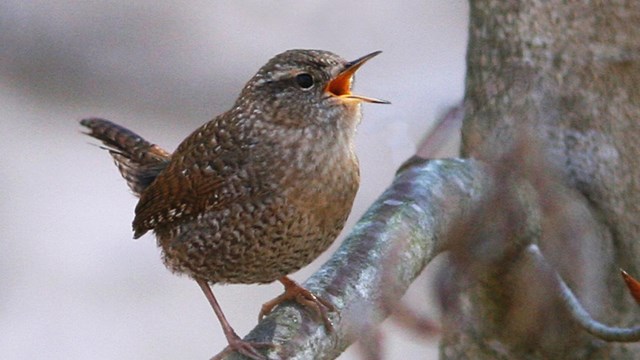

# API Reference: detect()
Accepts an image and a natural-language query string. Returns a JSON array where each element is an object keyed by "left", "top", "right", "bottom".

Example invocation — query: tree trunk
[{"left": 448, "top": 0, "right": 640, "bottom": 358}]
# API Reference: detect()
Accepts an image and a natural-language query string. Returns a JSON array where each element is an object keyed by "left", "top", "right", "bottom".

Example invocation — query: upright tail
[{"left": 80, "top": 118, "right": 171, "bottom": 197}]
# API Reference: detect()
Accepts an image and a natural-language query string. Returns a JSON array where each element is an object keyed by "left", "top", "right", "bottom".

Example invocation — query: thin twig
[{"left": 526, "top": 244, "right": 640, "bottom": 342}]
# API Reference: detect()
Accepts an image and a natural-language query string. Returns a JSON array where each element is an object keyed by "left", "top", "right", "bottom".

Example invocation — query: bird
[{"left": 80, "top": 49, "right": 388, "bottom": 359}]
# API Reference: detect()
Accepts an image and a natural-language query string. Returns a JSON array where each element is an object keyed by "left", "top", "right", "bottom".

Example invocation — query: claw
[
  {"left": 259, "top": 276, "right": 336, "bottom": 331},
  {"left": 197, "top": 279, "right": 273, "bottom": 360},
  {"left": 210, "top": 334, "right": 273, "bottom": 360}
]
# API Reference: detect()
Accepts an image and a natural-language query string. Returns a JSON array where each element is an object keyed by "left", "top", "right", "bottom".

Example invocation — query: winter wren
[{"left": 81, "top": 49, "right": 388, "bottom": 359}]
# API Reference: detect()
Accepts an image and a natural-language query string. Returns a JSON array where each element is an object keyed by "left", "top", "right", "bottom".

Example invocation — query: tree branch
[
  {"left": 221, "top": 148, "right": 640, "bottom": 360},
  {"left": 223, "top": 157, "right": 488, "bottom": 359},
  {"left": 526, "top": 244, "right": 640, "bottom": 342}
]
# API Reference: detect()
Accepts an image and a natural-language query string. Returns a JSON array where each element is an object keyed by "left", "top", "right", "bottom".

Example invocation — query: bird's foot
[
  {"left": 210, "top": 332, "right": 273, "bottom": 360},
  {"left": 259, "top": 276, "right": 336, "bottom": 332}
]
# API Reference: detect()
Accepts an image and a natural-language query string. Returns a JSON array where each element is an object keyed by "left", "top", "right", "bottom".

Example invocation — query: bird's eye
[{"left": 295, "top": 73, "right": 314, "bottom": 89}]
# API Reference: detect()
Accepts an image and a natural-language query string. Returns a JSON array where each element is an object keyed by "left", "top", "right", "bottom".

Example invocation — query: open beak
[{"left": 325, "top": 51, "right": 390, "bottom": 104}]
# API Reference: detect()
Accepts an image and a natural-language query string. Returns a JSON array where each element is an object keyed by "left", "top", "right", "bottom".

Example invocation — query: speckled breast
[{"left": 156, "top": 153, "right": 359, "bottom": 284}]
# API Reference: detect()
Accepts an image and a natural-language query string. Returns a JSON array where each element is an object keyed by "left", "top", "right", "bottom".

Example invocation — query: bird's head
[{"left": 237, "top": 49, "right": 388, "bottom": 130}]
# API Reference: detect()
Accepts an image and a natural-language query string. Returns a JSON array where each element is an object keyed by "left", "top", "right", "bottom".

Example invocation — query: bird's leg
[
  {"left": 259, "top": 276, "right": 336, "bottom": 332},
  {"left": 196, "top": 279, "right": 272, "bottom": 360}
]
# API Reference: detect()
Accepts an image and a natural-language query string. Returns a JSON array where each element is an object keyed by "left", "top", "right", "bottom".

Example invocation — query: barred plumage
[{"left": 81, "top": 49, "right": 386, "bottom": 360}]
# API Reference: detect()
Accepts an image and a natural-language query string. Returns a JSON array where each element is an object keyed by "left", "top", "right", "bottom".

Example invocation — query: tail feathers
[{"left": 81, "top": 118, "right": 171, "bottom": 196}]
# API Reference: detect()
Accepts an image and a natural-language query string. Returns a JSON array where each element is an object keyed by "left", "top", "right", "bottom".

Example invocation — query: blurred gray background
[{"left": 0, "top": 1, "right": 467, "bottom": 359}]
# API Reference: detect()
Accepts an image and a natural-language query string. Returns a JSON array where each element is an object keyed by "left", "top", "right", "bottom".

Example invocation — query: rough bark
[{"left": 449, "top": 0, "right": 640, "bottom": 358}]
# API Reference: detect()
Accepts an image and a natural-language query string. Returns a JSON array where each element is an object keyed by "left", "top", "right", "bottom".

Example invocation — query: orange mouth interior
[
  {"left": 326, "top": 70, "right": 355, "bottom": 97},
  {"left": 323, "top": 51, "right": 390, "bottom": 104}
]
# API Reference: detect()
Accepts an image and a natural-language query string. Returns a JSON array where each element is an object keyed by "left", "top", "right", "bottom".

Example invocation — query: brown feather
[{"left": 80, "top": 118, "right": 170, "bottom": 196}]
